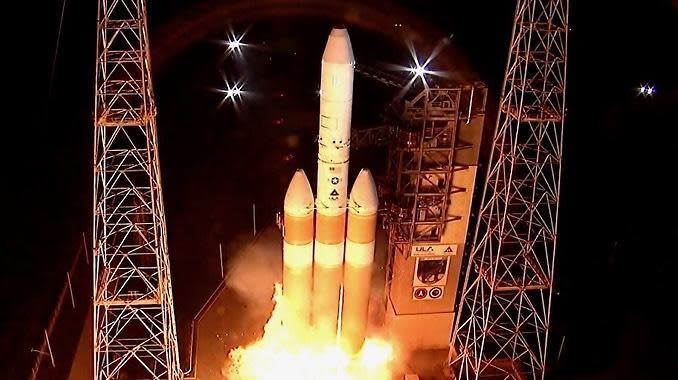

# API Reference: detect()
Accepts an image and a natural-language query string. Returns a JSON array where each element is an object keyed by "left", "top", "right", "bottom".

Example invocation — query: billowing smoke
[{"left": 223, "top": 228, "right": 283, "bottom": 324}]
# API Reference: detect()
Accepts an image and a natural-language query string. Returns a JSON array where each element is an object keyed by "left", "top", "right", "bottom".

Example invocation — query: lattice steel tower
[
  {"left": 450, "top": 0, "right": 568, "bottom": 379},
  {"left": 92, "top": 0, "right": 182, "bottom": 378}
]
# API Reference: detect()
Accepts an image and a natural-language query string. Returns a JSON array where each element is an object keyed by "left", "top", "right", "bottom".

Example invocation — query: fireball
[{"left": 224, "top": 284, "right": 394, "bottom": 380}]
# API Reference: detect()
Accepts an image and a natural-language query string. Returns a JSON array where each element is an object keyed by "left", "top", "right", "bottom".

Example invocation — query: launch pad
[
  {"left": 20, "top": 0, "right": 571, "bottom": 376},
  {"left": 60, "top": 1, "right": 541, "bottom": 375},
  {"left": 68, "top": 73, "right": 488, "bottom": 380}
]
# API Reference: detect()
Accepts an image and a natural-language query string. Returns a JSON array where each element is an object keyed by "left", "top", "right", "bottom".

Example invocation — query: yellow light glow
[{"left": 224, "top": 284, "right": 395, "bottom": 380}]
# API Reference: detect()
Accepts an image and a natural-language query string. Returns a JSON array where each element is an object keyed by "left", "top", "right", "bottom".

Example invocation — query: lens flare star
[
  {"left": 407, "top": 60, "right": 434, "bottom": 86},
  {"left": 215, "top": 77, "right": 247, "bottom": 112},
  {"left": 638, "top": 83, "right": 656, "bottom": 96},
  {"left": 223, "top": 25, "right": 252, "bottom": 59},
  {"left": 386, "top": 36, "right": 453, "bottom": 100}
]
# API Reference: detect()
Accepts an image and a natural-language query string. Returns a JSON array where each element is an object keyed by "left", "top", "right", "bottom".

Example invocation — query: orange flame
[{"left": 224, "top": 283, "right": 394, "bottom": 379}]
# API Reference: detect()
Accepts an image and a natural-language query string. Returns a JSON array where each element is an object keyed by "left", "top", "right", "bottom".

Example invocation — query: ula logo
[{"left": 414, "top": 246, "right": 434, "bottom": 252}]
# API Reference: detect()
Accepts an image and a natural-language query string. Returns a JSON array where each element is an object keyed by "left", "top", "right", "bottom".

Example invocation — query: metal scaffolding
[
  {"left": 92, "top": 0, "right": 182, "bottom": 378},
  {"left": 385, "top": 85, "right": 486, "bottom": 257},
  {"left": 450, "top": 0, "right": 569, "bottom": 379}
]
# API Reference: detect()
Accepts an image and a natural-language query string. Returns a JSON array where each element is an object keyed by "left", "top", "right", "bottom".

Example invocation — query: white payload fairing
[{"left": 281, "top": 27, "right": 378, "bottom": 353}]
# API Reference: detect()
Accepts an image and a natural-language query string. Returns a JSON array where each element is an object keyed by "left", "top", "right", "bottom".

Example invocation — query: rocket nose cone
[
  {"left": 322, "top": 28, "right": 354, "bottom": 64},
  {"left": 349, "top": 169, "right": 379, "bottom": 215},
  {"left": 284, "top": 169, "right": 315, "bottom": 216}
]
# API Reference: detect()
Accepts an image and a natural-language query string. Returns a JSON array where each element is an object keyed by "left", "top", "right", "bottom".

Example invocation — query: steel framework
[
  {"left": 450, "top": 0, "right": 569, "bottom": 379},
  {"left": 92, "top": 0, "right": 182, "bottom": 378},
  {"left": 351, "top": 125, "right": 394, "bottom": 149},
  {"left": 386, "top": 85, "right": 486, "bottom": 257}
]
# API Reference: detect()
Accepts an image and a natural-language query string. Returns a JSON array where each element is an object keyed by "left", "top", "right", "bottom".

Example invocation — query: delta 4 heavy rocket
[{"left": 281, "top": 27, "right": 378, "bottom": 353}]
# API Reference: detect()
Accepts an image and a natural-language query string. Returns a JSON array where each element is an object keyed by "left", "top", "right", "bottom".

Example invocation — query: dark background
[{"left": 2, "top": 0, "right": 676, "bottom": 379}]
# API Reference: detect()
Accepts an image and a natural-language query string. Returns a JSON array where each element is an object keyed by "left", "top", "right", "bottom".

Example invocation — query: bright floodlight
[
  {"left": 224, "top": 25, "right": 251, "bottom": 57},
  {"left": 223, "top": 83, "right": 244, "bottom": 99},
  {"left": 407, "top": 62, "right": 433, "bottom": 87},
  {"left": 402, "top": 39, "right": 446, "bottom": 88},
  {"left": 227, "top": 36, "right": 244, "bottom": 52},
  {"left": 216, "top": 80, "right": 245, "bottom": 110},
  {"left": 228, "top": 40, "right": 242, "bottom": 50},
  {"left": 412, "top": 65, "right": 426, "bottom": 78},
  {"left": 639, "top": 83, "right": 656, "bottom": 96},
  {"left": 388, "top": 38, "right": 452, "bottom": 99}
]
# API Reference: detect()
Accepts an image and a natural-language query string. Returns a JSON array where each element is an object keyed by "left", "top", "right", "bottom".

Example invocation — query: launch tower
[
  {"left": 384, "top": 84, "right": 487, "bottom": 352},
  {"left": 450, "top": 0, "right": 569, "bottom": 378},
  {"left": 92, "top": 0, "right": 182, "bottom": 378}
]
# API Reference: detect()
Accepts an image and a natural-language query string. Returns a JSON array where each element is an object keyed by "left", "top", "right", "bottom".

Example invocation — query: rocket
[
  {"left": 312, "top": 27, "right": 354, "bottom": 341},
  {"left": 281, "top": 27, "right": 378, "bottom": 353},
  {"left": 341, "top": 169, "right": 379, "bottom": 353},
  {"left": 282, "top": 169, "right": 315, "bottom": 332}
]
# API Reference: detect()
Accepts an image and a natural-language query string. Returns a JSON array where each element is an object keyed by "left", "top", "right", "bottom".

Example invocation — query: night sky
[{"left": 2, "top": 0, "right": 677, "bottom": 379}]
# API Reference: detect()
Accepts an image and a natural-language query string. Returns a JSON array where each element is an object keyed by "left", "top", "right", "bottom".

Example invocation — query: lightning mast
[
  {"left": 92, "top": 0, "right": 182, "bottom": 378},
  {"left": 451, "top": 0, "right": 569, "bottom": 379}
]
